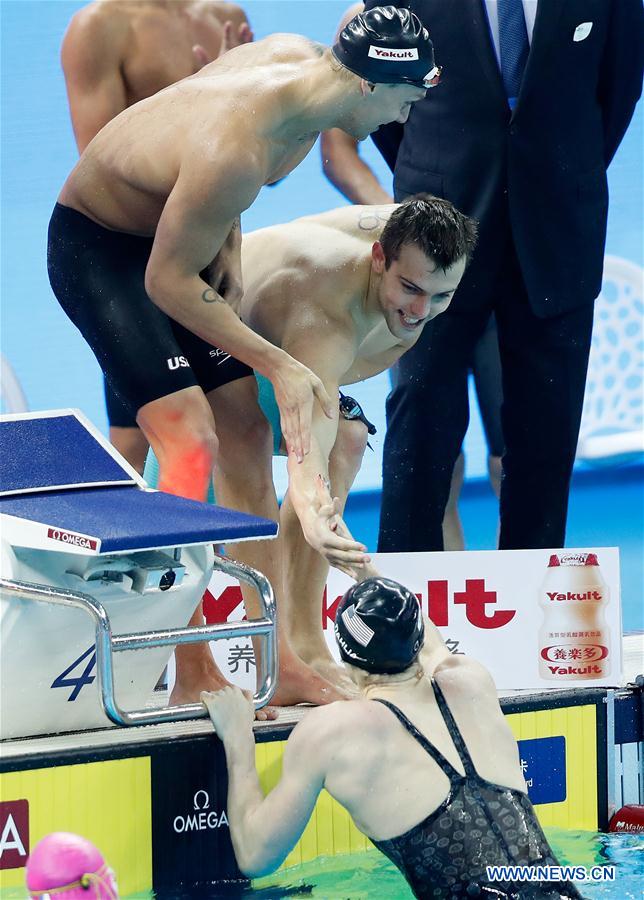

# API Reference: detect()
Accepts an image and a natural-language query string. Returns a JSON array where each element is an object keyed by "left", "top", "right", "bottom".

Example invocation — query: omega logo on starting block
[{"left": 47, "top": 527, "right": 97, "bottom": 551}]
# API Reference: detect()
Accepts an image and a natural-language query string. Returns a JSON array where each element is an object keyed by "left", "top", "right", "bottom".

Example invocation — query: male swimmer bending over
[
  {"left": 48, "top": 6, "right": 437, "bottom": 706},
  {"left": 241, "top": 195, "right": 476, "bottom": 686},
  {"left": 145, "top": 195, "right": 475, "bottom": 689},
  {"left": 203, "top": 571, "right": 584, "bottom": 899}
]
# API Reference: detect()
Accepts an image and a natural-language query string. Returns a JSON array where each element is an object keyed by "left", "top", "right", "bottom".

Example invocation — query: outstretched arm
[
  {"left": 280, "top": 314, "right": 370, "bottom": 573},
  {"left": 61, "top": 8, "right": 129, "bottom": 152},
  {"left": 202, "top": 687, "right": 326, "bottom": 877},
  {"left": 145, "top": 146, "right": 333, "bottom": 461}
]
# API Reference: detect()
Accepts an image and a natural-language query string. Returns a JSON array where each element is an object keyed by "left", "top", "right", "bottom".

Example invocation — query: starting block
[{"left": 0, "top": 409, "right": 278, "bottom": 740}]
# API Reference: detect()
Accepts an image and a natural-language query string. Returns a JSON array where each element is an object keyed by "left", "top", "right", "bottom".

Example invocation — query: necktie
[{"left": 498, "top": 0, "right": 529, "bottom": 109}]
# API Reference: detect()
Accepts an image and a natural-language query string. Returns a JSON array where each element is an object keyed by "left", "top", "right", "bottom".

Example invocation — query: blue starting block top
[
  {"left": 0, "top": 487, "right": 277, "bottom": 553},
  {"left": 0, "top": 411, "right": 278, "bottom": 552},
  {"left": 0, "top": 413, "right": 134, "bottom": 495}
]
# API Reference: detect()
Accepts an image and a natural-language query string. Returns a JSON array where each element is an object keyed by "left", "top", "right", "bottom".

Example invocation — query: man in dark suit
[{"left": 361, "top": 0, "right": 643, "bottom": 551}]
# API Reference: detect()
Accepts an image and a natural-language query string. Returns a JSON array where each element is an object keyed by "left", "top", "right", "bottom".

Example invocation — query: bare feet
[
  {"left": 170, "top": 661, "right": 230, "bottom": 707},
  {"left": 255, "top": 705, "right": 279, "bottom": 722},
  {"left": 172, "top": 644, "right": 344, "bottom": 714},
  {"left": 171, "top": 646, "right": 279, "bottom": 720},
  {"left": 290, "top": 638, "right": 359, "bottom": 694},
  {"left": 172, "top": 670, "right": 279, "bottom": 721},
  {"left": 270, "top": 651, "right": 348, "bottom": 706}
]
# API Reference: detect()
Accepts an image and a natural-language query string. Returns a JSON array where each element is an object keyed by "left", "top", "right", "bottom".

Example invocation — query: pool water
[
  {"left": 247, "top": 829, "right": 644, "bottom": 899},
  {"left": 5, "top": 829, "right": 640, "bottom": 898},
  {"left": 141, "top": 829, "right": 643, "bottom": 898}
]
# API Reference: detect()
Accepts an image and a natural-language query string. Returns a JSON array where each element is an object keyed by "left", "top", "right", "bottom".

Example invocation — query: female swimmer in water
[{"left": 203, "top": 560, "right": 585, "bottom": 899}]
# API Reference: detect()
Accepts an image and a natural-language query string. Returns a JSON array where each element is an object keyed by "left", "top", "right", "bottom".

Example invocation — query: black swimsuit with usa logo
[{"left": 47, "top": 203, "right": 252, "bottom": 416}]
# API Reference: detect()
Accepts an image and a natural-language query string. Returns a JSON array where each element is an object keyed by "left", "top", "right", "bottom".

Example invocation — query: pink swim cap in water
[{"left": 25, "top": 832, "right": 118, "bottom": 899}]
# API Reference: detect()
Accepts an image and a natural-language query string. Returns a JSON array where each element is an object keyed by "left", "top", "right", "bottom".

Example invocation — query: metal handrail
[{"left": 0, "top": 552, "right": 277, "bottom": 727}]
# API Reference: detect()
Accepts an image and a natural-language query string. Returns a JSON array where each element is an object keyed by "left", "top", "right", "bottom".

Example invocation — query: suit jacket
[{"left": 364, "top": 0, "right": 644, "bottom": 317}]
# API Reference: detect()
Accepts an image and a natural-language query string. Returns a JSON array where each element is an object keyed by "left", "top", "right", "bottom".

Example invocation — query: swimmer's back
[
  {"left": 246, "top": 204, "right": 398, "bottom": 250},
  {"left": 240, "top": 204, "right": 398, "bottom": 337},
  {"left": 306, "top": 660, "right": 582, "bottom": 899},
  {"left": 304, "top": 656, "right": 526, "bottom": 843},
  {"left": 63, "top": 0, "right": 231, "bottom": 106},
  {"left": 59, "top": 33, "right": 325, "bottom": 234}
]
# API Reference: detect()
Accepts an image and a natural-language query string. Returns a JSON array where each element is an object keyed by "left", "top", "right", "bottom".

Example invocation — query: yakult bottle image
[{"left": 538, "top": 552, "right": 610, "bottom": 681}]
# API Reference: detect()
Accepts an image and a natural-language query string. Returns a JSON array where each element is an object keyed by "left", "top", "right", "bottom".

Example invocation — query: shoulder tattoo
[{"left": 358, "top": 208, "right": 388, "bottom": 231}]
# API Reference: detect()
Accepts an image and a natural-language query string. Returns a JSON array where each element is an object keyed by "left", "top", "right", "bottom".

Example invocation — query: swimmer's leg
[
  {"left": 138, "top": 386, "right": 218, "bottom": 501},
  {"left": 105, "top": 377, "right": 149, "bottom": 474},
  {"left": 442, "top": 451, "right": 466, "bottom": 551},
  {"left": 283, "top": 417, "right": 368, "bottom": 690},
  {"left": 137, "top": 387, "right": 233, "bottom": 703},
  {"left": 206, "top": 376, "right": 346, "bottom": 706}
]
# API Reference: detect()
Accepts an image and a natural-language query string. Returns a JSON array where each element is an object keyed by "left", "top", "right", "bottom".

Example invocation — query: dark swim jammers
[{"left": 47, "top": 203, "right": 253, "bottom": 416}]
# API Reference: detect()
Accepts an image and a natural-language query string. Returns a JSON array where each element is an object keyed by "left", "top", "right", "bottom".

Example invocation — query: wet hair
[{"left": 380, "top": 194, "right": 478, "bottom": 272}]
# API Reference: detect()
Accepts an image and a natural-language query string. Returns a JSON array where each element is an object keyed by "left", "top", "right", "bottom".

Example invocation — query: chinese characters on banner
[{"left": 201, "top": 548, "right": 622, "bottom": 692}]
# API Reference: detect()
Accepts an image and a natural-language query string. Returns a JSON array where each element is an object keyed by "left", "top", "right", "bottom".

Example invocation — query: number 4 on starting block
[{"left": 51, "top": 645, "right": 97, "bottom": 701}]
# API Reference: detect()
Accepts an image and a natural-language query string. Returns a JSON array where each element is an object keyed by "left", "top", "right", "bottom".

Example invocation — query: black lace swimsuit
[{"left": 370, "top": 684, "right": 584, "bottom": 899}]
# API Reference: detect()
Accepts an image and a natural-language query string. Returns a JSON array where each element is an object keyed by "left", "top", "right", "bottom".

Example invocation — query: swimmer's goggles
[
  {"left": 339, "top": 392, "right": 376, "bottom": 450},
  {"left": 423, "top": 65, "right": 442, "bottom": 89},
  {"left": 366, "top": 65, "right": 442, "bottom": 92}
]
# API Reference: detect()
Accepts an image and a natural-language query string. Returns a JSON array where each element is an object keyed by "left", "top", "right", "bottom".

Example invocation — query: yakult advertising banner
[{"left": 202, "top": 547, "right": 622, "bottom": 692}]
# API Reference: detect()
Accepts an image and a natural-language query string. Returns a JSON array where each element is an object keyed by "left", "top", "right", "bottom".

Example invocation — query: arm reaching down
[
  {"left": 308, "top": 477, "right": 372, "bottom": 578},
  {"left": 145, "top": 146, "right": 333, "bottom": 461},
  {"left": 281, "top": 317, "right": 370, "bottom": 572},
  {"left": 333, "top": 520, "right": 452, "bottom": 665}
]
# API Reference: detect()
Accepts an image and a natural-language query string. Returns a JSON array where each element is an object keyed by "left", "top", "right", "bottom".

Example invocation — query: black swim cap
[
  {"left": 334, "top": 577, "right": 425, "bottom": 674},
  {"left": 332, "top": 6, "right": 438, "bottom": 89}
]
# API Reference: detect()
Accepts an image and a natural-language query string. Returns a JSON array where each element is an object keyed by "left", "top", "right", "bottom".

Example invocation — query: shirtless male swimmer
[
  {"left": 61, "top": 0, "right": 254, "bottom": 472},
  {"left": 203, "top": 573, "right": 584, "bottom": 899},
  {"left": 144, "top": 195, "right": 476, "bottom": 689},
  {"left": 241, "top": 196, "right": 476, "bottom": 687},
  {"left": 47, "top": 6, "right": 439, "bottom": 707}
]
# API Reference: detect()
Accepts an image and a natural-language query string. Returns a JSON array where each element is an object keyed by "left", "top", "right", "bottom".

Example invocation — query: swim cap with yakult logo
[
  {"left": 332, "top": 6, "right": 440, "bottom": 89},
  {"left": 334, "top": 576, "right": 424, "bottom": 674}
]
